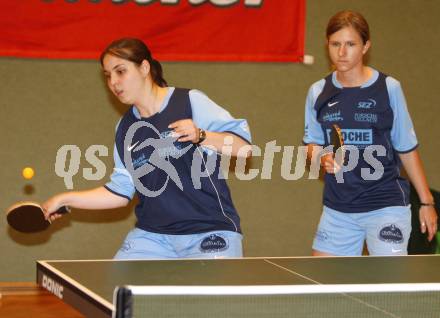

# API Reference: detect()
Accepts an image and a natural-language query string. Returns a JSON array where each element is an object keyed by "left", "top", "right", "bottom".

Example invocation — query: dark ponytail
[
  {"left": 149, "top": 58, "right": 167, "bottom": 88},
  {"left": 100, "top": 38, "right": 168, "bottom": 87}
]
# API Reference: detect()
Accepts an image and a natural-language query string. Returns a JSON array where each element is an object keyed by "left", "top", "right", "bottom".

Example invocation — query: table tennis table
[{"left": 36, "top": 255, "right": 440, "bottom": 318}]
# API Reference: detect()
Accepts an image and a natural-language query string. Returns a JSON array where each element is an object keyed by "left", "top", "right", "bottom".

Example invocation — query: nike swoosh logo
[
  {"left": 391, "top": 248, "right": 402, "bottom": 253},
  {"left": 127, "top": 141, "right": 140, "bottom": 152},
  {"left": 328, "top": 101, "right": 339, "bottom": 107}
]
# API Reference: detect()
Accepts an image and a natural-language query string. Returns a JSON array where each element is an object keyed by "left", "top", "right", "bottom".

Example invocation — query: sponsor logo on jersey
[
  {"left": 323, "top": 110, "right": 343, "bottom": 122},
  {"left": 328, "top": 101, "right": 339, "bottom": 107},
  {"left": 354, "top": 113, "right": 378, "bottom": 123},
  {"left": 132, "top": 153, "right": 149, "bottom": 169},
  {"left": 124, "top": 121, "right": 193, "bottom": 197},
  {"left": 127, "top": 141, "right": 140, "bottom": 152},
  {"left": 326, "top": 128, "right": 373, "bottom": 145},
  {"left": 157, "top": 130, "right": 190, "bottom": 157},
  {"left": 357, "top": 99, "right": 377, "bottom": 109}
]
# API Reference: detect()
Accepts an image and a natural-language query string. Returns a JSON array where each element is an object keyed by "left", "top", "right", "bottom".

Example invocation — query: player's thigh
[
  {"left": 114, "top": 228, "right": 177, "bottom": 259},
  {"left": 176, "top": 231, "right": 243, "bottom": 259},
  {"left": 364, "top": 206, "right": 411, "bottom": 256},
  {"left": 312, "top": 207, "right": 365, "bottom": 256}
]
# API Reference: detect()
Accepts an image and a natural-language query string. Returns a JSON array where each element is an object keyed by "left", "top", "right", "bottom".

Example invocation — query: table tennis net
[{"left": 114, "top": 285, "right": 440, "bottom": 318}]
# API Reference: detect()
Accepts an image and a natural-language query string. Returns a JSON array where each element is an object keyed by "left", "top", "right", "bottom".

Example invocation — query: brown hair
[
  {"left": 326, "top": 10, "right": 370, "bottom": 44},
  {"left": 100, "top": 38, "right": 167, "bottom": 87}
]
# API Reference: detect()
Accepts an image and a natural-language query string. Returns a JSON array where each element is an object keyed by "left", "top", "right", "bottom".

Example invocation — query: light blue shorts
[
  {"left": 313, "top": 205, "right": 411, "bottom": 256},
  {"left": 114, "top": 228, "right": 243, "bottom": 260}
]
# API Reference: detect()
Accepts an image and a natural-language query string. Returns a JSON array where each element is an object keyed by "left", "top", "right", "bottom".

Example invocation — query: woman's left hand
[
  {"left": 169, "top": 119, "right": 200, "bottom": 143},
  {"left": 419, "top": 205, "right": 438, "bottom": 241}
]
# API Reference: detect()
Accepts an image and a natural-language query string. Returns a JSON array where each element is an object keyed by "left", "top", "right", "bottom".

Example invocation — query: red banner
[{"left": 0, "top": 0, "right": 305, "bottom": 62}]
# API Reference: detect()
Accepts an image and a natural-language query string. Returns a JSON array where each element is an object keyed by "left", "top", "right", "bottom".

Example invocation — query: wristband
[{"left": 420, "top": 202, "right": 435, "bottom": 207}]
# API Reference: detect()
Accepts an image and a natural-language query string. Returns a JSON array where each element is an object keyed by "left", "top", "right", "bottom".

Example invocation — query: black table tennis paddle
[
  {"left": 330, "top": 124, "right": 345, "bottom": 165},
  {"left": 6, "top": 202, "right": 70, "bottom": 233}
]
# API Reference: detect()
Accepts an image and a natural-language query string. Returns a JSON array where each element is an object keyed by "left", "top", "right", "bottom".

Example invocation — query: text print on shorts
[
  {"left": 199, "top": 234, "right": 229, "bottom": 253},
  {"left": 120, "top": 240, "right": 133, "bottom": 252},
  {"left": 315, "top": 230, "right": 329, "bottom": 242},
  {"left": 378, "top": 224, "right": 404, "bottom": 244}
]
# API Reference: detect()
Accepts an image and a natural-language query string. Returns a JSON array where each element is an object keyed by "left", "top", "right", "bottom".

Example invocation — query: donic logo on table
[
  {"left": 200, "top": 234, "right": 228, "bottom": 253},
  {"left": 42, "top": 274, "right": 64, "bottom": 299},
  {"left": 357, "top": 99, "right": 377, "bottom": 109},
  {"left": 378, "top": 224, "right": 404, "bottom": 243}
]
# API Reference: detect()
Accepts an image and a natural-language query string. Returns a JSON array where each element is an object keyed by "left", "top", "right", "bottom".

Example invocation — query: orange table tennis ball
[{"left": 22, "top": 167, "right": 35, "bottom": 180}]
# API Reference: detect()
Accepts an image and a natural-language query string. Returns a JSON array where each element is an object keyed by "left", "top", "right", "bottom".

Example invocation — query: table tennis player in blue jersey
[
  {"left": 43, "top": 38, "right": 252, "bottom": 259},
  {"left": 303, "top": 11, "right": 437, "bottom": 256}
]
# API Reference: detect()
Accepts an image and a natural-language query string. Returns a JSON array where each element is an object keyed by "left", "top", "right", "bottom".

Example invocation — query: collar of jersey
[
  {"left": 331, "top": 68, "right": 379, "bottom": 89},
  {"left": 131, "top": 87, "right": 175, "bottom": 119}
]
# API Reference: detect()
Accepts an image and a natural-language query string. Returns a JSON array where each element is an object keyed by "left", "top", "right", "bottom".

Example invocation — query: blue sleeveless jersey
[
  {"left": 313, "top": 72, "right": 412, "bottom": 212},
  {"left": 114, "top": 88, "right": 241, "bottom": 234}
]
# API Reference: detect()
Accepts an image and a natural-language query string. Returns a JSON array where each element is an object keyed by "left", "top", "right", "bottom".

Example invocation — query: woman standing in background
[{"left": 303, "top": 10, "right": 437, "bottom": 256}]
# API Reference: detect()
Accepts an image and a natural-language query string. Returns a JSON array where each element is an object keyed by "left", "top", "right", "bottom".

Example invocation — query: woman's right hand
[
  {"left": 321, "top": 153, "right": 342, "bottom": 174},
  {"left": 42, "top": 193, "right": 67, "bottom": 222}
]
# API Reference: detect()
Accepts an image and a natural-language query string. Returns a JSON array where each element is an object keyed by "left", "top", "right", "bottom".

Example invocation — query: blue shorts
[
  {"left": 114, "top": 228, "right": 243, "bottom": 260},
  {"left": 313, "top": 205, "right": 411, "bottom": 256}
]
